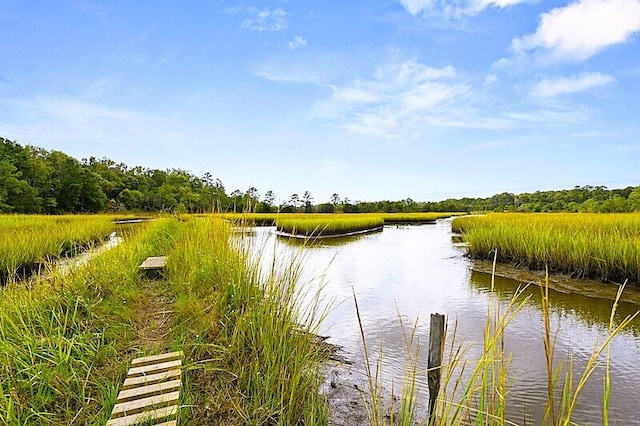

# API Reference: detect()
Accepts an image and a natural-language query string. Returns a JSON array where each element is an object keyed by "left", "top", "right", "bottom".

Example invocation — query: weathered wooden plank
[
  {"left": 131, "top": 351, "right": 182, "bottom": 368},
  {"left": 116, "top": 379, "right": 181, "bottom": 403},
  {"left": 127, "top": 360, "right": 182, "bottom": 378},
  {"left": 122, "top": 368, "right": 181, "bottom": 391},
  {"left": 138, "top": 256, "right": 167, "bottom": 270},
  {"left": 111, "top": 390, "right": 180, "bottom": 418},
  {"left": 106, "top": 405, "right": 178, "bottom": 426}
]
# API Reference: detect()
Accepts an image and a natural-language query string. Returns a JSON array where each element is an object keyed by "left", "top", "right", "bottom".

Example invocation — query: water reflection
[
  {"left": 246, "top": 222, "right": 640, "bottom": 425},
  {"left": 276, "top": 233, "right": 376, "bottom": 248},
  {"left": 470, "top": 270, "right": 640, "bottom": 334}
]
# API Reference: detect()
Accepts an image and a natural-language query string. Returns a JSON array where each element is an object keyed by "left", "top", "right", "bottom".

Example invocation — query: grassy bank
[
  {"left": 217, "top": 212, "right": 463, "bottom": 238},
  {"left": 167, "top": 218, "right": 328, "bottom": 423},
  {"left": 276, "top": 214, "right": 384, "bottom": 237},
  {"left": 0, "top": 214, "right": 128, "bottom": 283},
  {"left": 0, "top": 216, "right": 328, "bottom": 424},
  {"left": 219, "top": 212, "right": 463, "bottom": 227},
  {"left": 0, "top": 217, "right": 174, "bottom": 424},
  {"left": 452, "top": 213, "right": 640, "bottom": 285},
  {"left": 381, "top": 212, "right": 465, "bottom": 224}
]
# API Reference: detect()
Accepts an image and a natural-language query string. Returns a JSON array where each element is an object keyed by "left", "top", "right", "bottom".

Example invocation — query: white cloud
[
  {"left": 513, "top": 0, "right": 640, "bottom": 61},
  {"left": 531, "top": 72, "right": 614, "bottom": 98},
  {"left": 484, "top": 74, "right": 499, "bottom": 85},
  {"left": 397, "top": 0, "right": 529, "bottom": 16},
  {"left": 288, "top": 36, "right": 307, "bottom": 50},
  {"left": 397, "top": 0, "right": 435, "bottom": 15},
  {"left": 312, "top": 60, "right": 473, "bottom": 138},
  {"left": 241, "top": 8, "right": 288, "bottom": 32},
  {"left": 0, "top": 96, "right": 165, "bottom": 149},
  {"left": 15, "top": 97, "right": 141, "bottom": 122}
]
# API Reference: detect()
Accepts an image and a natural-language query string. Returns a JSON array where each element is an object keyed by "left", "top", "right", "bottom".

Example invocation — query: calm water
[{"left": 246, "top": 220, "right": 640, "bottom": 425}]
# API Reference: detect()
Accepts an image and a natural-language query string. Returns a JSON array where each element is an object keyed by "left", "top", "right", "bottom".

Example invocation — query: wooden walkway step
[
  {"left": 139, "top": 256, "right": 167, "bottom": 271},
  {"left": 107, "top": 351, "right": 183, "bottom": 426},
  {"left": 139, "top": 256, "right": 167, "bottom": 279}
]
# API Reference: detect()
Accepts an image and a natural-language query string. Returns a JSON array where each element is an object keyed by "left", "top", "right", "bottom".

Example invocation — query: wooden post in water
[{"left": 428, "top": 313, "right": 445, "bottom": 422}]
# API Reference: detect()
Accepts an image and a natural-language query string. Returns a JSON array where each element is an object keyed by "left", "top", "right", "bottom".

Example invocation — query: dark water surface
[{"left": 247, "top": 220, "right": 640, "bottom": 425}]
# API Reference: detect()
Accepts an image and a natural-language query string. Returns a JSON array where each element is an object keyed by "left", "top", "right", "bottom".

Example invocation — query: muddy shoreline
[{"left": 471, "top": 258, "right": 640, "bottom": 305}]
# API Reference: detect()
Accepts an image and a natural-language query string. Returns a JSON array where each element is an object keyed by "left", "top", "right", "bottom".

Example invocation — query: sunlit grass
[
  {"left": 452, "top": 213, "right": 640, "bottom": 284},
  {"left": 162, "top": 217, "right": 330, "bottom": 424},
  {"left": 0, "top": 214, "right": 133, "bottom": 283},
  {"left": 0, "top": 215, "right": 330, "bottom": 424},
  {"left": 381, "top": 212, "right": 466, "bottom": 223},
  {"left": 0, "top": 218, "right": 172, "bottom": 424},
  {"left": 215, "top": 212, "right": 463, "bottom": 237},
  {"left": 277, "top": 215, "right": 384, "bottom": 237}
]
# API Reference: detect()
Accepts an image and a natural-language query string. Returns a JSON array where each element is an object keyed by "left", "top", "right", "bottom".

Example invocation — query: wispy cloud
[
  {"left": 7, "top": 97, "right": 152, "bottom": 126},
  {"left": 0, "top": 96, "right": 163, "bottom": 148},
  {"left": 256, "top": 53, "right": 602, "bottom": 139},
  {"left": 288, "top": 35, "right": 307, "bottom": 50},
  {"left": 311, "top": 60, "right": 474, "bottom": 138},
  {"left": 397, "top": 0, "right": 530, "bottom": 17},
  {"left": 531, "top": 72, "right": 614, "bottom": 98},
  {"left": 241, "top": 8, "right": 288, "bottom": 32},
  {"left": 512, "top": 0, "right": 640, "bottom": 62}
]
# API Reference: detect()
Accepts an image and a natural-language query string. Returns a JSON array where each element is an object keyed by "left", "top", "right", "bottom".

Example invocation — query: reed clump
[
  {"left": 452, "top": 213, "right": 640, "bottom": 285},
  {"left": 276, "top": 214, "right": 384, "bottom": 237},
  {"left": 162, "top": 217, "right": 329, "bottom": 424},
  {"left": 382, "top": 212, "right": 466, "bottom": 224},
  {"left": 0, "top": 214, "right": 125, "bottom": 283}
]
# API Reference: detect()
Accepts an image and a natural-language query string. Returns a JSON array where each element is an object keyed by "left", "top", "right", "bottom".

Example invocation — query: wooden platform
[
  {"left": 107, "top": 351, "right": 183, "bottom": 426},
  {"left": 139, "top": 256, "right": 167, "bottom": 271}
]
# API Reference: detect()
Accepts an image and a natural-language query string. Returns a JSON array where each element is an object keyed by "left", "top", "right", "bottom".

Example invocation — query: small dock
[{"left": 106, "top": 351, "right": 183, "bottom": 426}]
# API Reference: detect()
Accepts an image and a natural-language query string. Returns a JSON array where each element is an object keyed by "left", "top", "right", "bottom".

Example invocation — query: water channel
[{"left": 246, "top": 220, "right": 640, "bottom": 425}]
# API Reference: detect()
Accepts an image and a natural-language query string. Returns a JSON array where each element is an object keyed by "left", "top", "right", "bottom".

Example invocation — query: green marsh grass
[
  {"left": 0, "top": 214, "right": 125, "bottom": 283},
  {"left": 1, "top": 215, "right": 330, "bottom": 424},
  {"left": 0, "top": 218, "right": 177, "bottom": 424},
  {"left": 381, "top": 212, "right": 466, "bottom": 224},
  {"left": 165, "top": 216, "right": 329, "bottom": 424},
  {"left": 276, "top": 214, "right": 384, "bottom": 237},
  {"left": 452, "top": 213, "right": 640, "bottom": 284},
  {"left": 218, "top": 212, "right": 465, "bottom": 228}
]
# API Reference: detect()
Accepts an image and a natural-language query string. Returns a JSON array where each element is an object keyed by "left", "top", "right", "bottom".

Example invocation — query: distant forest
[{"left": 2, "top": 136, "right": 640, "bottom": 214}]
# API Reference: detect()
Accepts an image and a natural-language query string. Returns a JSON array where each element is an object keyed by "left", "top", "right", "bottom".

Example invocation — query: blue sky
[{"left": 1, "top": 0, "right": 639, "bottom": 203}]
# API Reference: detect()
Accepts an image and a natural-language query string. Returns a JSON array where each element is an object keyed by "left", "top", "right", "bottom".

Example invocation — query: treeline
[
  {"left": 2, "top": 137, "right": 640, "bottom": 214},
  {"left": 1, "top": 137, "right": 228, "bottom": 213},
  {"left": 418, "top": 186, "right": 640, "bottom": 213}
]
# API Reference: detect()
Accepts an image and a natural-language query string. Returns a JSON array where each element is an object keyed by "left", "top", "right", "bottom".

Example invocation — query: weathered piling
[{"left": 428, "top": 313, "right": 445, "bottom": 422}]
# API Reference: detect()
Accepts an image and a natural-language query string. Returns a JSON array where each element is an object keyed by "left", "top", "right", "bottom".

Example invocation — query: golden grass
[
  {"left": 276, "top": 215, "right": 384, "bottom": 236},
  {"left": 0, "top": 214, "right": 129, "bottom": 282},
  {"left": 452, "top": 213, "right": 640, "bottom": 284}
]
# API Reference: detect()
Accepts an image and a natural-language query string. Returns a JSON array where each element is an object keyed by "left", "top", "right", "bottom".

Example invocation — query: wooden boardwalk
[
  {"left": 107, "top": 351, "right": 183, "bottom": 426},
  {"left": 138, "top": 256, "right": 167, "bottom": 279},
  {"left": 138, "top": 256, "right": 167, "bottom": 271}
]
